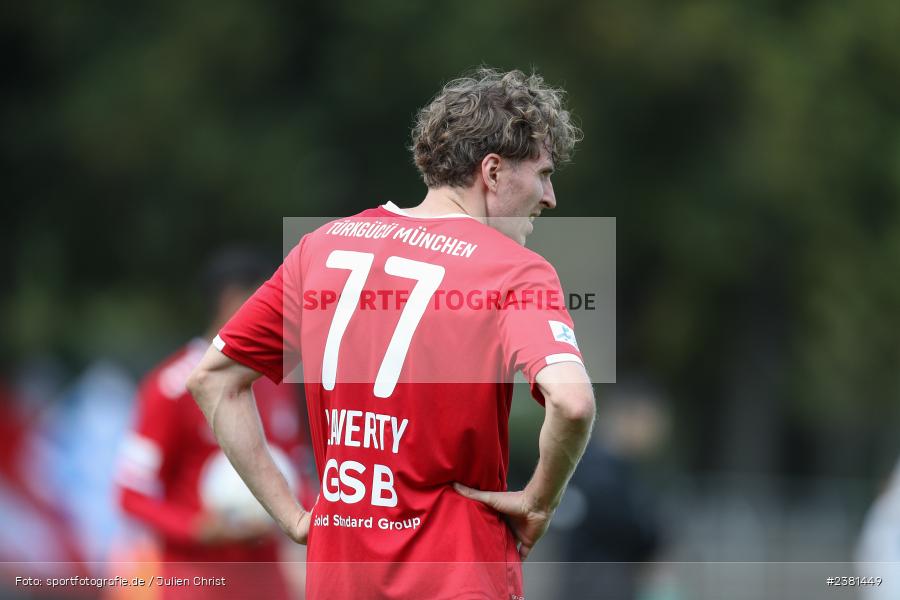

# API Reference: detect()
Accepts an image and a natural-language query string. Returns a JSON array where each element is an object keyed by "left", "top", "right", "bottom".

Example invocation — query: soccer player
[
  {"left": 188, "top": 68, "right": 596, "bottom": 599},
  {"left": 117, "top": 248, "right": 313, "bottom": 600}
]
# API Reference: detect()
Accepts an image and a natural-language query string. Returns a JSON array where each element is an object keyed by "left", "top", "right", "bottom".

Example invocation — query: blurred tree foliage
[{"left": 2, "top": 0, "right": 899, "bottom": 476}]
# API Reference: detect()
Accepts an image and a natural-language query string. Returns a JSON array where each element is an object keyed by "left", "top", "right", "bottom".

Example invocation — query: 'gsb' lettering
[{"left": 321, "top": 459, "right": 398, "bottom": 507}]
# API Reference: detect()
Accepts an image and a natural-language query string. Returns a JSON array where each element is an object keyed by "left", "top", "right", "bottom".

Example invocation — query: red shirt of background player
[{"left": 118, "top": 339, "right": 313, "bottom": 600}]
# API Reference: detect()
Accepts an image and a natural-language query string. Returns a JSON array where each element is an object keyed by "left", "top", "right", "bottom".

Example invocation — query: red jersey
[
  {"left": 117, "top": 339, "right": 313, "bottom": 599},
  {"left": 217, "top": 204, "right": 584, "bottom": 600}
]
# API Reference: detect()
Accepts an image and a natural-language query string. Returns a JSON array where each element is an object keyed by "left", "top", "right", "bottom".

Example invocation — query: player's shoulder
[
  {"left": 483, "top": 226, "right": 553, "bottom": 265},
  {"left": 468, "top": 224, "right": 559, "bottom": 282},
  {"left": 139, "top": 339, "right": 208, "bottom": 402}
]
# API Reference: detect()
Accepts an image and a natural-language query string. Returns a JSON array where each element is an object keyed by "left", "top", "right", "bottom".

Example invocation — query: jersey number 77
[{"left": 321, "top": 250, "right": 445, "bottom": 398}]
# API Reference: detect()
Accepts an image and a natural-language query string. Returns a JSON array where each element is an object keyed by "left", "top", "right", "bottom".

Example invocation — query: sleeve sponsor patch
[{"left": 548, "top": 320, "right": 579, "bottom": 350}]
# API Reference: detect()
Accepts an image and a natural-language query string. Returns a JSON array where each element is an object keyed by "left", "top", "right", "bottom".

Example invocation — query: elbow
[
  {"left": 186, "top": 366, "right": 209, "bottom": 400},
  {"left": 186, "top": 366, "right": 217, "bottom": 422},
  {"left": 569, "top": 393, "right": 597, "bottom": 428},
  {"left": 548, "top": 386, "right": 596, "bottom": 428}
]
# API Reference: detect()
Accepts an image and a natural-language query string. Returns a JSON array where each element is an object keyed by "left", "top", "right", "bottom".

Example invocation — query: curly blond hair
[{"left": 411, "top": 68, "right": 582, "bottom": 188}]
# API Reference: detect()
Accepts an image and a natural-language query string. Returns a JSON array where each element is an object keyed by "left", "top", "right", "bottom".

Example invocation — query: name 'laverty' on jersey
[
  {"left": 321, "top": 409, "right": 410, "bottom": 508},
  {"left": 325, "top": 220, "right": 478, "bottom": 258},
  {"left": 325, "top": 409, "right": 409, "bottom": 454}
]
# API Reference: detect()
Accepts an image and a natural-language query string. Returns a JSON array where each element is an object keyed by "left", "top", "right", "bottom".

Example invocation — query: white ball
[{"left": 199, "top": 447, "right": 298, "bottom": 526}]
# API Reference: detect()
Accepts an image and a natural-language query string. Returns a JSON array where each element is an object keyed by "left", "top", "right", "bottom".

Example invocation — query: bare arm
[
  {"left": 187, "top": 345, "right": 310, "bottom": 544},
  {"left": 524, "top": 361, "right": 596, "bottom": 511},
  {"left": 455, "top": 361, "right": 595, "bottom": 558}
]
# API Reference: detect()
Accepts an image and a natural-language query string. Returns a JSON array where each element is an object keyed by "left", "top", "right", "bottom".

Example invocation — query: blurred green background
[{"left": 3, "top": 0, "right": 900, "bottom": 573}]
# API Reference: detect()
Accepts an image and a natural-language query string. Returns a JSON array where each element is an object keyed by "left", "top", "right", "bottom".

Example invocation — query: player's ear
[{"left": 480, "top": 154, "right": 501, "bottom": 192}]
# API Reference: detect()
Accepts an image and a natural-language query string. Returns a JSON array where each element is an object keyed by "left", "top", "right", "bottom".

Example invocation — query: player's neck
[{"left": 407, "top": 187, "right": 486, "bottom": 219}]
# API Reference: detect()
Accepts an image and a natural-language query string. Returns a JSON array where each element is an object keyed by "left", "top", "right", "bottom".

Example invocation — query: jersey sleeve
[
  {"left": 216, "top": 242, "right": 303, "bottom": 383},
  {"left": 498, "top": 257, "right": 584, "bottom": 404}
]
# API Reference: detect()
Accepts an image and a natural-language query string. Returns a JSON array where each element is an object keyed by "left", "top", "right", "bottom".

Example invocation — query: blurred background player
[
  {"left": 116, "top": 247, "right": 314, "bottom": 600},
  {"left": 555, "top": 378, "right": 668, "bottom": 599}
]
